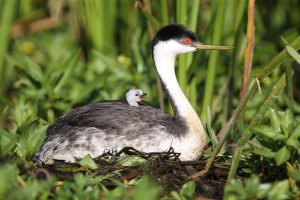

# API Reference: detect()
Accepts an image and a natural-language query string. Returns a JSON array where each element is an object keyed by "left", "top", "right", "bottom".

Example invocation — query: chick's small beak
[
  {"left": 192, "top": 42, "right": 233, "bottom": 50},
  {"left": 140, "top": 93, "right": 148, "bottom": 101}
]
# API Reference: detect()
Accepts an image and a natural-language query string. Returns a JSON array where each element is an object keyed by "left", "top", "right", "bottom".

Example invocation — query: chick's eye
[
  {"left": 184, "top": 37, "right": 192, "bottom": 44},
  {"left": 135, "top": 94, "right": 138, "bottom": 96}
]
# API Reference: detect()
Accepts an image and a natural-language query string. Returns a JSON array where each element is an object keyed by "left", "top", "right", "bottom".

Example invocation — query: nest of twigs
[{"left": 31, "top": 147, "right": 229, "bottom": 199}]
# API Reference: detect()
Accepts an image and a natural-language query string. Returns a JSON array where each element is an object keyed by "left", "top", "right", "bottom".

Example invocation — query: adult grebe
[
  {"left": 35, "top": 24, "right": 231, "bottom": 164},
  {"left": 126, "top": 89, "right": 147, "bottom": 107}
]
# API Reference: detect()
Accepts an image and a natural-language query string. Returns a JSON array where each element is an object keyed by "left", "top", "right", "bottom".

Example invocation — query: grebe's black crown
[{"left": 152, "top": 24, "right": 198, "bottom": 49}]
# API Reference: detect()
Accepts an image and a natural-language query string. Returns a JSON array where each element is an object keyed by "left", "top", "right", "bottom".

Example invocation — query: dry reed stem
[
  {"left": 11, "top": 17, "right": 60, "bottom": 38},
  {"left": 240, "top": 0, "right": 255, "bottom": 99},
  {"left": 135, "top": 0, "right": 165, "bottom": 111},
  {"left": 217, "top": 0, "right": 255, "bottom": 139}
]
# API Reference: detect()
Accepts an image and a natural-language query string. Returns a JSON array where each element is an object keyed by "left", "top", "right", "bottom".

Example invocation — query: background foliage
[{"left": 0, "top": 0, "right": 299, "bottom": 199}]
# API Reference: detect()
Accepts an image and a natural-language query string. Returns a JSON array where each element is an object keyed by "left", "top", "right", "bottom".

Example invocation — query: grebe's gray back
[
  {"left": 126, "top": 89, "right": 147, "bottom": 106},
  {"left": 35, "top": 24, "right": 232, "bottom": 164}
]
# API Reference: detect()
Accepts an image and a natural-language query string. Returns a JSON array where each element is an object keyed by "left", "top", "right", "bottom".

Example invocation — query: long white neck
[
  {"left": 152, "top": 40, "right": 206, "bottom": 160},
  {"left": 153, "top": 44, "right": 203, "bottom": 135}
]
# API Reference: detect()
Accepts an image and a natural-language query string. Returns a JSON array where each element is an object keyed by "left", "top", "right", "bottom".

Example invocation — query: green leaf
[
  {"left": 290, "top": 124, "right": 300, "bottom": 139},
  {"left": 0, "top": 163, "right": 19, "bottom": 197},
  {"left": 257, "top": 183, "right": 272, "bottom": 198},
  {"left": 25, "top": 57, "right": 44, "bottom": 82},
  {"left": 14, "top": 98, "right": 37, "bottom": 127},
  {"left": 79, "top": 154, "right": 98, "bottom": 170},
  {"left": 70, "top": 77, "right": 102, "bottom": 105},
  {"left": 0, "top": 129, "right": 19, "bottom": 156},
  {"left": 274, "top": 146, "right": 291, "bottom": 166},
  {"left": 281, "top": 110, "right": 293, "bottom": 137},
  {"left": 103, "top": 187, "right": 124, "bottom": 199},
  {"left": 206, "top": 107, "right": 218, "bottom": 148},
  {"left": 133, "top": 176, "right": 162, "bottom": 200},
  {"left": 269, "top": 109, "right": 281, "bottom": 130},
  {"left": 170, "top": 191, "right": 181, "bottom": 200},
  {"left": 118, "top": 156, "right": 146, "bottom": 167},
  {"left": 54, "top": 49, "right": 81, "bottom": 92},
  {"left": 285, "top": 138, "right": 300, "bottom": 150},
  {"left": 224, "top": 179, "right": 246, "bottom": 199},
  {"left": 253, "top": 125, "right": 285, "bottom": 140},
  {"left": 179, "top": 181, "right": 196, "bottom": 199},
  {"left": 244, "top": 175, "right": 270, "bottom": 198},
  {"left": 253, "top": 146, "right": 275, "bottom": 158},
  {"left": 267, "top": 180, "right": 290, "bottom": 199},
  {"left": 287, "top": 163, "right": 300, "bottom": 182},
  {"left": 15, "top": 120, "right": 48, "bottom": 159},
  {"left": 286, "top": 45, "right": 300, "bottom": 64}
]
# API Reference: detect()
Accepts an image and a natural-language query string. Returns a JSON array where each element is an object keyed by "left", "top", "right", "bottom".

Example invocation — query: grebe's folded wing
[{"left": 51, "top": 101, "right": 170, "bottom": 131}]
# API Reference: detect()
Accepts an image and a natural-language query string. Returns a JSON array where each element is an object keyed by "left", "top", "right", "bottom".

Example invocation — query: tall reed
[
  {"left": 81, "top": 0, "right": 116, "bottom": 55},
  {"left": 0, "top": 0, "right": 18, "bottom": 94},
  {"left": 176, "top": 0, "right": 188, "bottom": 93},
  {"left": 201, "top": 0, "right": 226, "bottom": 122},
  {"left": 176, "top": 0, "right": 200, "bottom": 108}
]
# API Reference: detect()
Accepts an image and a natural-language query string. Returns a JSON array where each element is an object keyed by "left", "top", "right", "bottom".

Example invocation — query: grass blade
[
  {"left": 160, "top": 0, "right": 169, "bottom": 26},
  {"left": 240, "top": 0, "right": 255, "bottom": 99},
  {"left": 206, "top": 107, "right": 218, "bottom": 148},
  {"left": 286, "top": 45, "right": 300, "bottom": 64},
  {"left": 254, "top": 36, "right": 300, "bottom": 79},
  {"left": 285, "top": 54, "right": 294, "bottom": 128},
  {"left": 187, "top": 0, "right": 200, "bottom": 31},
  {"left": 201, "top": 0, "right": 226, "bottom": 122},
  {"left": 177, "top": 0, "right": 188, "bottom": 92},
  {"left": 0, "top": 129, "right": 19, "bottom": 156},
  {"left": 54, "top": 49, "right": 81, "bottom": 93},
  {"left": 0, "top": 0, "right": 18, "bottom": 94},
  {"left": 227, "top": 74, "right": 286, "bottom": 181}
]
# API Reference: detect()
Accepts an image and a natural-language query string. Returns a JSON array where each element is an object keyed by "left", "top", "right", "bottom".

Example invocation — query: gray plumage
[
  {"left": 34, "top": 24, "right": 208, "bottom": 164},
  {"left": 35, "top": 101, "right": 187, "bottom": 164}
]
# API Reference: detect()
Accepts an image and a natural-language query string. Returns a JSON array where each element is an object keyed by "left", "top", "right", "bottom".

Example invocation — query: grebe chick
[
  {"left": 126, "top": 89, "right": 147, "bottom": 107},
  {"left": 34, "top": 24, "right": 232, "bottom": 164}
]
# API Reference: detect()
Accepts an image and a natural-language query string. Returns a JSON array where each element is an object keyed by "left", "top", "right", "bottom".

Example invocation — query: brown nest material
[{"left": 34, "top": 147, "right": 229, "bottom": 199}]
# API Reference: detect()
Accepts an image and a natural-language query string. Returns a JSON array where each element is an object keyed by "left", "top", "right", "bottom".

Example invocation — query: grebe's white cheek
[
  {"left": 181, "top": 45, "right": 197, "bottom": 53},
  {"left": 154, "top": 40, "right": 196, "bottom": 56}
]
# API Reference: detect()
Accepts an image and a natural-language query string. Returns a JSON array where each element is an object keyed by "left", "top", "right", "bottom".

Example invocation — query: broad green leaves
[
  {"left": 0, "top": 163, "right": 54, "bottom": 199},
  {"left": 0, "top": 106, "right": 48, "bottom": 159},
  {"left": 15, "top": 120, "right": 48, "bottom": 159},
  {"left": 54, "top": 49, "right": 81, "bottom": 93},
  {"left": 252, "top": 109, "right": 300, "bottom": 166},
  {"left": 287, "top": 163, "right": 300, "bottom": 182},
  {"left": 131, "top": 176, "right": 163, "bottom": 200},
  {"left": 79, "top": 154, "right": 98, "bottom": 170},
  {"left": 225, "top": 175, "right": 291, "bottom": 200},
  {"left": 118, "top": 156, "right": 146, "bottom": 167},
  {"left": 0, "top": 129, "right": 19, "bottom": 156},
  {"left": 253, "top": 125, "right": 285, "bottom": 141},
  {"left": 274, "top": 146, "right": 291, "bottom": 166},
  {"left": 179, "top": 181, "right": 196, "bottom": 199}
]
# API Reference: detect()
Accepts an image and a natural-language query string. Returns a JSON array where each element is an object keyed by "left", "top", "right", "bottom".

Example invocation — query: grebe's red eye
[{"left": 184, "top": 37, "right": 192, "bottom": 44}]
